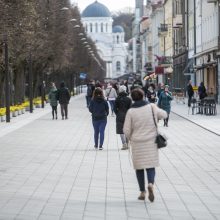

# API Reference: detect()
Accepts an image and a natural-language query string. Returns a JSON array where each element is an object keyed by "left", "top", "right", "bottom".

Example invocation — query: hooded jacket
[
  {"left": 57, "top": 83, "right": 71, "bottom": 104},
  {"left": 49, "top": 88, "right": 58, "bottom": 106},
  {"left": 89, "top": 97, "right": 109, "bottom": 121}
]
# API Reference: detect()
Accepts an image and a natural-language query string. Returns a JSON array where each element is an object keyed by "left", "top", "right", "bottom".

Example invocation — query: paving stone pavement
[
  {"left": 171, "top": 99, "right": 220, "bottom": 136},
  {"left": 0, "top": 95, "right": 220, "bottom": 220}
]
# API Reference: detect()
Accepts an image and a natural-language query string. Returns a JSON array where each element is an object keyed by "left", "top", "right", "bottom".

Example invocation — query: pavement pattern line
[{"left": 0, "top": 96, "right": 220, "bottom": 220}]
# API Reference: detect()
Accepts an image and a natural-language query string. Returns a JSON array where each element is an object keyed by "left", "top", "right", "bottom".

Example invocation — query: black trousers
[
  {"left": 188, "top": 96, "right": 193, "bottom": 107},
  {"left": 164, "top": 114, "right": 169, "bottom": 125},
  {"left": 51, "top": 106, "right": 57, "bottom": 118},
  {"left": 136, "top": 168, "right": 155, "bottom": 192},
  {"left": 60, "top": 104, "right": 68, "bottom": 118}
]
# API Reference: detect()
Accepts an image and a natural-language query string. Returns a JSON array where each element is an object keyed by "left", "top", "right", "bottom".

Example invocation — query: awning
[
  {"left": 192, "top": 47, "right": 218, "bottom": 58},
  {"left": 194, "top": 61, "right": 217, "bottom": 71}
]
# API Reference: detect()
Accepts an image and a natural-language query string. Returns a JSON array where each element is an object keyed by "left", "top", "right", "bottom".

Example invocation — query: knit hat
[{"left": 119, "top": 85, "right": 127, "bottom": 93}]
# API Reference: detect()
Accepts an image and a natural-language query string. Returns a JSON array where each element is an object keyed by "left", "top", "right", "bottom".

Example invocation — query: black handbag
[{"left": 151, "top": 105, "right": 167, "bottom": 149}]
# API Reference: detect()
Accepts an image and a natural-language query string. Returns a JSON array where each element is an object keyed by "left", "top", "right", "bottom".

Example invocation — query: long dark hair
[{"left": 93, "top": 88, "right": 104, "bottom": 99}]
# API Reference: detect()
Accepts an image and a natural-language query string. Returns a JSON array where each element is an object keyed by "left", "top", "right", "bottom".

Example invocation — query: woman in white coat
[{"left": 123, "top": 88, "right": 167, "bottom": 202}]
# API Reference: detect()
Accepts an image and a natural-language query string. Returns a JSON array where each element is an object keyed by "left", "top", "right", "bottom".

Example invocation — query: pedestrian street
[{"left": 0, "top": 95, "right": 220, "bottom": 220}]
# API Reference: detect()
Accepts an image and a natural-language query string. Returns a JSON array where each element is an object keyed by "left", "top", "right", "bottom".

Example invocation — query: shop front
[{"left": 194, "top": 52, "right": 218, "bottom": 99}]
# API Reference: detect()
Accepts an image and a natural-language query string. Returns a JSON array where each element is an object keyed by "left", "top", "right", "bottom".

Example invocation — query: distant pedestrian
[
  {"left": 89, "top": 88, "right": 109, "bottom": 150},
  {"left": 198, "top": 82, "right": 207, "bottom": 100},
  {"left": 123, "top": 88, "right": 167, "bottom": 202},
  {"left": 105, "top": 83, "right": 117, "bottom": 116},
  {"left": 48, "top": 82, "right": 58, "bottom": 120},
  {"left": 130, "top": 79, "right": 143, "bottom": 92},
  {"left": 124, "top": 80, "right": 129, "bottom": 94},
  {"left": 86, "top": 80, "right": 95, "bottom": 107},
  {"left": 114, "top": 85, "right": 132, "bottom": 150},
  {"left": 157, "top": 83, "right": 164, "bottom": 98},
  {"left": 187, "top": 80, "right": 194, "bottom": 107},
  {"left": 158, "top": 85, "right": 173, "bottom": 127},
  {"left": 57, "top": 82, "right": 71, "bottom": 120},
  {"left": 146, "top": 84, "right": 157, "bottom": 103}
]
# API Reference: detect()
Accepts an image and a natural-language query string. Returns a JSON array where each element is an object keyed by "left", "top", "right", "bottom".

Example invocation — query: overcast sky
[{"left": 72, "top": 0, "right": 134, "bottom": 13}]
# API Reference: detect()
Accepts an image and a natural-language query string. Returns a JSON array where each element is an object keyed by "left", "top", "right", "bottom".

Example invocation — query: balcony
[
  {"left": 158, "top": 24, "right": 168, "bottom": 37},
  {"left": 173, "top": 14, "right": 183, "bottom": 28},
  {"left": 207, "top": 0, "right": 217, "bottom": 3}
]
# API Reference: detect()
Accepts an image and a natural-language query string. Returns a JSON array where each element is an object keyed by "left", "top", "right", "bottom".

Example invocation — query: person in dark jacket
[
  {"left": 158, "top": 85, "right": 173, "bottom": 127},
  {"left": 187, "top": 80, "right": 194, "bottom": 107},
  {"left": 57, "top": 82, "right": 71, "bottom": 120},
  {"left": 198, "top": 82, "right": 207, "bottom": 100},
  {"left": 130, "top": 79, "right": 143, "bottom": 92},
  {"left": 48, "top": 82, "right": 58, "bottom": 120},
  {"left": 89, "top": 88, "right": 109, "bottom": 150},
  {"left": 86, "top": 81, "right": 95, "bottom": 107},
  {"left": 114, "top": 85, "right": 132, "bottom": 150},
  {"left": 124, "top": 80, "right": 129, "bottom": 95},
  {"left": 146, "top": 84, "right": 157, "bottom": 103}
]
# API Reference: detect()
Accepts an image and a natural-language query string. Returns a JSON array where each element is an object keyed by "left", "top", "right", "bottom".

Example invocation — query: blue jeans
[
  {"left": 136, "top": 168, "right": 155, "bottom": 192},
  {"left": 92, "top": 120, "right": 107, "bottom": 147},
  {"left": 109, "top": 100, "right": 115, "bottom": 114}
]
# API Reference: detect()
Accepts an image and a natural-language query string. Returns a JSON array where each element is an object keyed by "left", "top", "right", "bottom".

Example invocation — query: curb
[{"left": 172, "top": 111, "right": 220, "bottom": 136}]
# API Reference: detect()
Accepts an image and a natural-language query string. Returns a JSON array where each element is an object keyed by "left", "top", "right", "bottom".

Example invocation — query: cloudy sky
[{"left": 72, "top": 0, "right": 134, "bottom": 12}]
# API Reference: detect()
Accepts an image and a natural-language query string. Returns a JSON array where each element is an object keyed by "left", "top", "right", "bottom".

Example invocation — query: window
[
  {"left": 90, "top": 23, "right": 93, "bottom": 32},
  {"left": 85, "top": 24, "right": 88, "bottom": 32},
  {"left": 117, "top": 35, "right": 119, "bottom": 43},
  {"left": 95, "top": 23, "right": 98, "bottom": 32},
  {"left": 106, "top": 23, "right": 108, "bottom": 32},
  {"left": 101, "top": 23, "right": 103, "bottom": 32},
  {"left": 116, "top": 61, "right": 121, "bottom": 71}
]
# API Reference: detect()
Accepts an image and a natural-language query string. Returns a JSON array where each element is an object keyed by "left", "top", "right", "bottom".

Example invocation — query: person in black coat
[
  {"left": 114, "top": 86, "right": 132, "bottom": 150},
  {"left": 89, "top": 88, "right": 109, "bottom": 150},
  {"left": 57, "top": 82, "right": 71, "bottom": 120},
  {"left": 187, "top": 80, "right": 194, "bottom": 107},
  {"left": 198, "top": 82, "right": 207, "bottom": 100},
  {"left": 146, "top": 84, "right": 157, "bottom": 103}
]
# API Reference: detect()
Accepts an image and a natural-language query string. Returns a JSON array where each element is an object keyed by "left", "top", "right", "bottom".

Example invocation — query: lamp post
[{"left": 3, "top": 34, "right": 10, "bottom": 122}]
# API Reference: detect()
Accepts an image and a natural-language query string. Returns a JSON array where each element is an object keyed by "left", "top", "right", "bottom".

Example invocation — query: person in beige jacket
[{"left": 123, "top": 88, "right": 167, "bottom": 202}]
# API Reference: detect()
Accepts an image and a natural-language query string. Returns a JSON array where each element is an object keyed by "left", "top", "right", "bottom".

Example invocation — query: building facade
[{"left": 81, "top": 1, "right": 128, "bottom": 79}]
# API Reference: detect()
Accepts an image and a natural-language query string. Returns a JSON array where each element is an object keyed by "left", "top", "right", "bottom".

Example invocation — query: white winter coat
[{"left": 123, "top": 103, "right": 167, "bottom": 170}]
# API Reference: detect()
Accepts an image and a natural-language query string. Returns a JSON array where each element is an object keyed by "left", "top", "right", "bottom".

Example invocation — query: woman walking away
[
  {"left": 89, "top": 88, "right": 109, "bottom": 150},
  {"left": 49, "top": 82, "right": 58, "bottom": 120},
  {"left": 105, "top": 83, "right": 117, "bottom": 116},
  {"left": 114, "top": 85, "right": 132, "bottom": 150},
  {"left": 158, "top": 85, "right": 173, "bottom": 127},
  {"left": 57, "top": 82, "right": 71, "bottom": 120},
  {"left": 123, "top": 88, "right": 167, "bottom": 202}
]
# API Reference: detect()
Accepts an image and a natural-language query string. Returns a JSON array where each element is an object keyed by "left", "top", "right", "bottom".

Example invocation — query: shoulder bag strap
[
  {"left": 107, "top": 88, "right": 112, "bottom": 97},
  {"left": 151, "top": 105, "right": 158, "bottom": 135}
]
